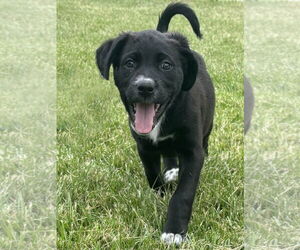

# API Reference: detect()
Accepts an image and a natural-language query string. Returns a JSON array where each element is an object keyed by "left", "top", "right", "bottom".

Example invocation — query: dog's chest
[
  {"left": 147, "top": 121, "right": 174, "bottom": 144},
  {"left": 149, "top": 132, "right": 174, "bottom": 144}
]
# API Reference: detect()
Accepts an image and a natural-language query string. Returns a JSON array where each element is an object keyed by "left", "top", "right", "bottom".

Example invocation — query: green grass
[
  {"left": 245, "top": 3, "right": 300, "bottom": 248},
  {"left": 57, "top": 0, "right": 243, "bottom": 249},
  {"left": 0, "top": 0, "right": 56, "bottom": 249}
]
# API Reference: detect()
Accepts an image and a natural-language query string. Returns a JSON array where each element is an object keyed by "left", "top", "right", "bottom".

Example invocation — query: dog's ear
[
  {"left": 180, "top": 48, "right": 198, "bottom": 91},
  {"left": 96, "top": 33, "right": 129, "bottom": 80},
  {"left": 165, "top": 33, "right": 198, "bottom": 91}
]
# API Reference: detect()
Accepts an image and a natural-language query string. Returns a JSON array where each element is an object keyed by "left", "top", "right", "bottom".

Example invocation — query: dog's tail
[{"left": 156, "top": 3, "right": 202, "bottom": 38}]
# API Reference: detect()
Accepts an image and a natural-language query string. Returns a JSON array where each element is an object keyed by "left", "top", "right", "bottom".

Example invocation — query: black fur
[{"left": 157, "top": 3, "right": 202, "bottom": 38}]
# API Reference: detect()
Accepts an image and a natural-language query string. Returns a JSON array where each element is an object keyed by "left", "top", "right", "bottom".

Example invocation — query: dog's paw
[
  {"left": 164, "top": 168, "right": 179, "bottom": 183},
  {"left": 161, "top": 232, "right": 184, "bottom": 245}
]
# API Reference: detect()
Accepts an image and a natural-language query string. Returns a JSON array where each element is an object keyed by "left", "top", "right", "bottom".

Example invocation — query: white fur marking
[
  {"left": 148, "top": 119, "right": 161, "bottom": 143},
  {"left": 161, "top": 232, "right": 184, "bottom": 245},
  {"left": 134, "top": 75, "right": 154, "bottom": 84},
  {"left": 164, "top": 168, "right": 179, "bottom": 183},
  {"left": 157, "top": 133, "right": 174, "bottom": 142}
]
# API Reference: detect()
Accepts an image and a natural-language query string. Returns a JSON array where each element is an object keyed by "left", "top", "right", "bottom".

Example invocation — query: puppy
[{"left": 96, "top": 3, "right": 215, "bottom": 245}]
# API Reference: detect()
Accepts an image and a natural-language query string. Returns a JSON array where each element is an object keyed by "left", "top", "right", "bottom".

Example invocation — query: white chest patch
[
  {"left": 148, "top": 122, "right": 175, "bottom": 144},
  {"left": 157, "top": 133, "right": 174, "bottom": 142},
  {"left": 147, "top": 119, "right": 161, "bottom": 143}
]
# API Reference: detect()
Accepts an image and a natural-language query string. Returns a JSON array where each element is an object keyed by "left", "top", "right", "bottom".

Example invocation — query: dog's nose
[
  {"left": 134, "top": 75, "right": 155, "bottom": 96},
  {"left": 138, "top": 82, "right": 154, "bottom": 94}
]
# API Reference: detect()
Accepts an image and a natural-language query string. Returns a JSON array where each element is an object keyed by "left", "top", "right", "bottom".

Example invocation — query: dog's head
[{"left": 96, "top": 30, "right": 198, "bottom": 134}]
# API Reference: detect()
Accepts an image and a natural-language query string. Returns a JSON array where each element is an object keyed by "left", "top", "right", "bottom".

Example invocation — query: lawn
[
  {"left": 57, "top": 0, "right": 243, "bottom": 249},
  {"left": 0, "top": 0, "right": 55, "bottom": 249},
  {"left": 245, "top": 2, "right": 300, "bottom": 248}
]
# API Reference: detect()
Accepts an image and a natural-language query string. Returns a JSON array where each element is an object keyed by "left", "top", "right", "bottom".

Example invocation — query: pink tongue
[{"left": 135, "top": 103, "right": 155, "bottom": 134}]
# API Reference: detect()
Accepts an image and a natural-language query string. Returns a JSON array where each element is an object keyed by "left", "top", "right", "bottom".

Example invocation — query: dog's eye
[
  {"left": 160, "top": 61, "right": 173, "bottom": 71},
  {"left": 125, "top": 59, "right": 136, "bottom": 69}
]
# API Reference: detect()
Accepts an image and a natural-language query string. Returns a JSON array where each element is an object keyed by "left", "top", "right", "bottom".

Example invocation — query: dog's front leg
[
  {"left": 161, "top": 148, "right": 204, "bottom": 245},
  {"left": 137, "top": 143, "right": 164, "bottom": 193}
]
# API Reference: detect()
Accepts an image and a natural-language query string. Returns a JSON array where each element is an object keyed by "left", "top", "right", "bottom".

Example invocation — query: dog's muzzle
[{"left": 127, "top": 75, "right": 168, "bottom": 134}]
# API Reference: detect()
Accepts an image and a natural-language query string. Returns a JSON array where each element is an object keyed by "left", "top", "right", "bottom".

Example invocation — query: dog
[{"left": 96, "top": 3, "right": 215, "bottom": 245}]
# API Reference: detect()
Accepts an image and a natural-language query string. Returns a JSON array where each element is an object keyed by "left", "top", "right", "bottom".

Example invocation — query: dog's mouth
[{"left": 129, "top": 102, "right": 165, "bottom": 134}]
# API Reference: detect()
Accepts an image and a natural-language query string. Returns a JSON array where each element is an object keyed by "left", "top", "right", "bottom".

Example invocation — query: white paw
[
  {"left": 161, "top": 232, "right": 184, "bottom": 245},
  {"left": 164, "top": 168, "right": 179, "bottom": 183}
]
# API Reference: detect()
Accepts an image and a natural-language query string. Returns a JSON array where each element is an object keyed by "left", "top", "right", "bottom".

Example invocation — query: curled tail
[{"left": 156, "top": 3, "right": 202, "bottom": 38}]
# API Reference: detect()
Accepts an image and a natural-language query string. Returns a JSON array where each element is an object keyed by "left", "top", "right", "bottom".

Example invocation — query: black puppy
[{"left": 96, "top": 3, "right": 215, "bottom": 245}]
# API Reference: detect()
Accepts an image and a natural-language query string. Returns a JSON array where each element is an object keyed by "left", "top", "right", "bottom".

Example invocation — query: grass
[
  {"left": 0, "top": 0, "right": 56, "bottom": 249},
  {"left": 245, "top": 2, "right": 300, "bottom": 248},
  {"left": 57, "top": 0, "right": 243, "bottom": 249}
]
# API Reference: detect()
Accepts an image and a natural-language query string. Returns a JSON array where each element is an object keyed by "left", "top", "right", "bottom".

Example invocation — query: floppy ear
[
  {"left": 165, "top": 33, "right": 198, "bottom": 91},
  {"left": 180, "top": 48, "right": 198, "bottom": 91},
  {"left": 95, "top": 33, "right": 129, "bottom": 80}
]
